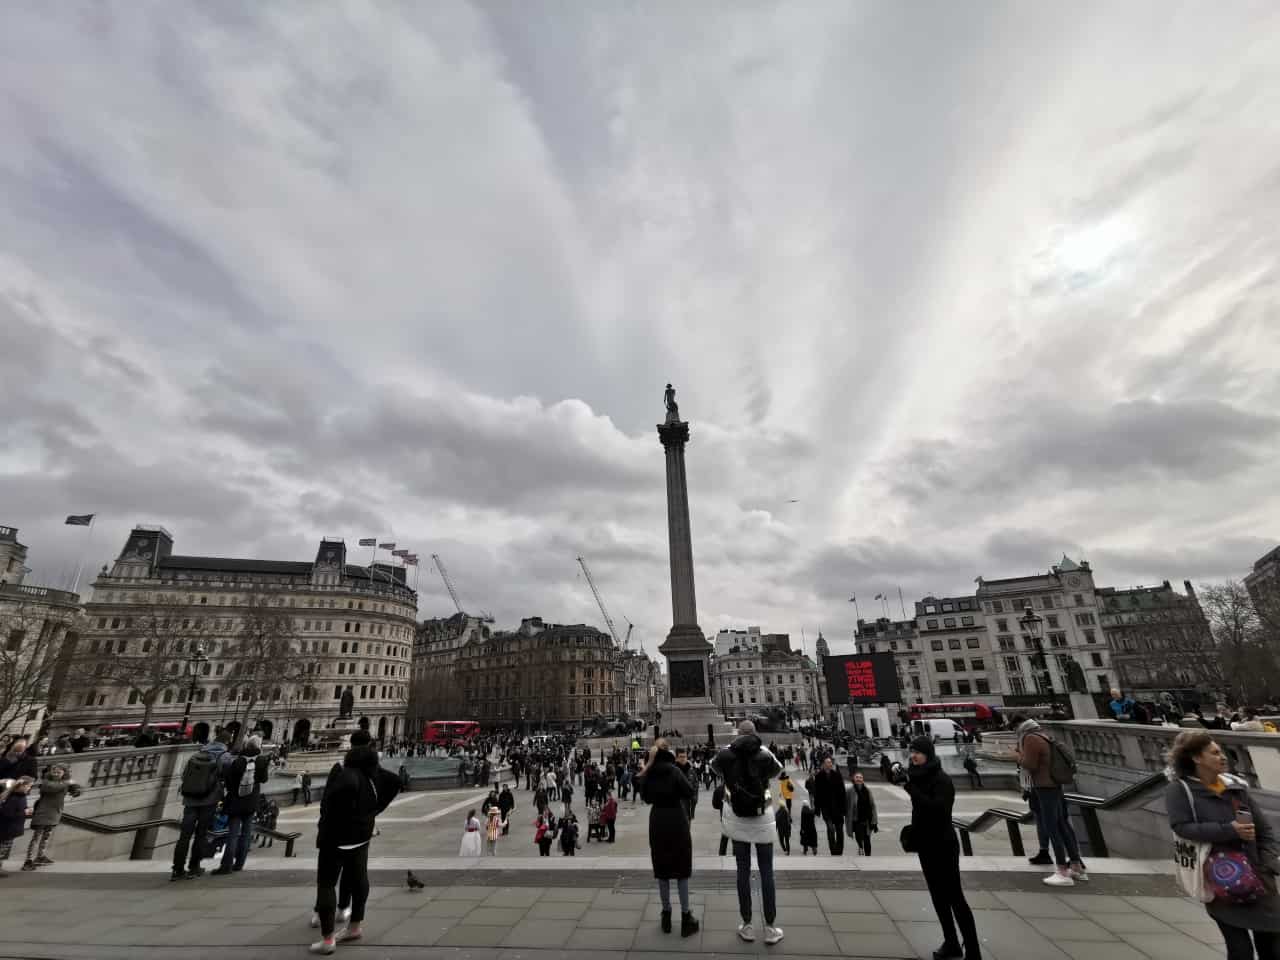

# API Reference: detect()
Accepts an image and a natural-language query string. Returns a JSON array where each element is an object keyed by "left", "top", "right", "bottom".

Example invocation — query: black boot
[
  {"left": 933, "top": 943, "right": 963, "bottom": 960},
  {"left": 1027, "top": 850, "right": 1052, "bottom": 865},
  {"left": 661, "top": 910, "right": 672, "bottom": 933},
  {"left": 681, "top": 912, "right": 700, "bottom": 938}
]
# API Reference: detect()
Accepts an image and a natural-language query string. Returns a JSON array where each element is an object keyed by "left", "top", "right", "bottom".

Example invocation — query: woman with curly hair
[{"left": 1166, "top": 730, "right": 1280, "bottom": 959}]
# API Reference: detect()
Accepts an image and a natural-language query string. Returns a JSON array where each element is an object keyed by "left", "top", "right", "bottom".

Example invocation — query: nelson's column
[{"left": 657, "top": 384, "right": 727, "bottom": 738}]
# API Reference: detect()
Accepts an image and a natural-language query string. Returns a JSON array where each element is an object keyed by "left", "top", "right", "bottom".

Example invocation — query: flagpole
[
  {"left": 71, "top": 515, "right": 96, "bottom": 596},
  {"left": 368, "top": 541, "right": 377, "bottom": 583},
  {"left": 898, "top": 586, "right": 906, "bottom": 620}
]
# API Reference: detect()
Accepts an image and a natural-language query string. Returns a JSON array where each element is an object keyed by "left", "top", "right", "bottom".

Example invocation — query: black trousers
[
  {"left": 172, "top": 805, "right": 214, "bottom": 873},
  {"left": 825, "top": 818, "right": 845, "bottom": 855},
  {"left": 853, "top": 822, "right": 872, "bottom": 855},
  {"left": 778, "top": 831, "right": 791, "bottom": 854},
  {"left": 919, "top": 846, "right": 979, "bottom": 955},
  {"left": 1216, "top": 921, "right": 1280, "bottom": 960},
  {"left": 606, "top": 821, "right": 615, "bottom": 842},
  {"left": 316, "top": 844, "right": 370, "bottom": 938}
]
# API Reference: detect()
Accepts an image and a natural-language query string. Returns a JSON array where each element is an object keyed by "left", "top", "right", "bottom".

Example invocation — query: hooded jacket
[
  {"left": 315, "top": 745, "right": 402, "bottom": 850},
  {"left": 713, "top": 734, "right": 783, "bottom": 844},
  {"left": 904, "top": 755, "right": 957, "bottom": 851}
]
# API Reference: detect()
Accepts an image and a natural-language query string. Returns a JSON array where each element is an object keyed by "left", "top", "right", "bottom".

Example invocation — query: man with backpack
[
  {"left": 213, "top": 735, "right": 270, "bottom": 875},
  {"left": 1015, "top": 719, "right": 1086, "bottom": 886},
  {"left": 171, "top": 729, "right": 228, "bottom": 881},
  {"left": 713, "top": 720, "right": 785, "bottom": 946}
]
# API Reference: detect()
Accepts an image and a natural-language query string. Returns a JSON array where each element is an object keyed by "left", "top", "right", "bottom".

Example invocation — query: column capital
[{"left": 657, "top": 421, "right": 690, "bottom": 447}]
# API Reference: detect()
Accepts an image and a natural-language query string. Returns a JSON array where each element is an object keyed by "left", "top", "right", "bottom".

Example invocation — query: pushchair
[{"left": 585, "top": 799, "right": 605, "bottom": 842}]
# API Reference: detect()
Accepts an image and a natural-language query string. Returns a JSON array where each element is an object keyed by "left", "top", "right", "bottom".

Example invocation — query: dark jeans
[
  {"left": 538, "top": 839, "right": 553, "bottom": 856},
  {"left": 778, "top": 831, "right": 791, "bottom": 854},
  {"left": 1217, "top": 920, "right": 1280, "bottom": 960},
  {"left": 825, "top": 818, "right": 845, "bottom": 855},
  {"left": 719, "top": 833, "right": 730, "bottom": 856},
  {"left": 853, "top": 822, "right": 872, "bottom": 856},
  {"left": 172, "top": 804, "right": 214, "bottom": 873},
  {"left": 919, "top": 846, "right": 979, "bottom": 954},
  {"left": 606, "top": 821, "right": 616, "bottom": 842},
  {"left": 732, "top": 841, "right": 776, "bottom": 926},
  {"left": 1033, "top": 787, "right": 1081, "bottom": 867},
  {"left": 316, "top": 844, "right": 369, "bottom": 937},
  {"left": 221, "top": 813, "right": 253, "bottom": 870}
]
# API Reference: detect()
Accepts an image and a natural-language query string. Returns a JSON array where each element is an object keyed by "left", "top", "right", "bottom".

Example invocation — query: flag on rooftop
[
  {"left": 65, "top": 514, "right": 94, "bottom": 526},
  {"left": 358, "top": 538, "right": 376, "bottom": 547},
  {"left": 378, "top": 542, "right": 396, "bottom": 550}
]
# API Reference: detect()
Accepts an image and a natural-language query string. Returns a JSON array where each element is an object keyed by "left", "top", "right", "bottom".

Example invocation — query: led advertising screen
[{"left": 823, "top": 652, "right": 901, "bottom": 705}]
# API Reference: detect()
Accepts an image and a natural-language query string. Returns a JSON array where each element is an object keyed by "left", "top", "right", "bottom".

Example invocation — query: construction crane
[
  {"left": 431, "top": 553, "right": 464, "bottom": 614},
  {"left": 576, "top": 555, "right": 622, "bottom": 648},
  {"left": 623, "top": 620, "right": 634, "bottom": 649}
]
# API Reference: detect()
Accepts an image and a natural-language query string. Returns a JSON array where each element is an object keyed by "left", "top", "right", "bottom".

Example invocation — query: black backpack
[
  {"left": 728, "top": 750, "right": 767, "bottom": 818},
  {"left": 180, "top": 750, "right": 219, "bottom": 799}
]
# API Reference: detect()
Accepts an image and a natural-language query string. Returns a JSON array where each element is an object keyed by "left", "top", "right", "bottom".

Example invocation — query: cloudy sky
[{"left": 3, "top": 2, "right": 1278, "bottom": 657}]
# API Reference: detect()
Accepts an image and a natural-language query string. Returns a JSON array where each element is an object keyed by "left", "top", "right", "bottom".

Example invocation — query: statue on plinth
[
  {"left": 664, "top": 383, "right": 680, "bottom": 423},
  {"left": 339, "top": 686, "right": 355, "bottom": 719}
]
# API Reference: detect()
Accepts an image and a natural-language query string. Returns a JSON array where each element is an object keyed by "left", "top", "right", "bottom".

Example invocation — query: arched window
[
  {"left": 128, "top": 690, "right": 139, "bottom": 705},
  {"left": 163, "top": 689, "right": 174, "bottom": 704}
]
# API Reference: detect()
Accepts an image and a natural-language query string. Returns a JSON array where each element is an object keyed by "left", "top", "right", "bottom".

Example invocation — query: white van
[{"left": 910, "top": 718, "right": 966, "bottom": 742}]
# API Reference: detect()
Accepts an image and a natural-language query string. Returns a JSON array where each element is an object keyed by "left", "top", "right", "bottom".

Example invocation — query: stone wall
[{"left": 1042, "top": 720, "right": 1280, "bottom": 859}]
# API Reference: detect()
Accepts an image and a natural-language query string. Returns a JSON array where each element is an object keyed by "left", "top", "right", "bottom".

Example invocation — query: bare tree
[
  {"left": 1200, "top": 580, "right": 1277, "bottom": 704},
  {"left": 223, "top": 593, "right": 307, "bottom": 741},
  {"left": 0, "top": 600, "right": 76, "bottom": 735},
  {"left": 69, "top": 594, "right": 209, "bottom": 733}
]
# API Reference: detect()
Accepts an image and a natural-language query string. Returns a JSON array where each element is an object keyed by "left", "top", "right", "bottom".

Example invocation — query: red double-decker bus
[
  {"left": 423, "top": 720, "right": 481, "bottom": 747},
  {"left": 908, "top": 702, "right": 1001, "bottom": 728}
]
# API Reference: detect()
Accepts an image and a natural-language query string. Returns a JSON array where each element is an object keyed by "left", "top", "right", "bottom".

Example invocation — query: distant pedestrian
[
  {"left": 775, "top": 800, "right": 792, "bottom": 854},
  {"left": 498, "top": 784, "right": 516, "bottom": 836},
  {"left": 847, "top": 773, "right": 877, "bottom": 856},
  {"left": 535, "top": 811, "right": 556, "bottom": 856},
  {"left": 812, "top": 757, "right": 846, "bottom": 855},
  {"left": 963, "top": 755, "right": 983, "bottom": 790},
  {"left": 714, "top": 720, "right": 785, "bottom": 945},
  {"left": 0, "top": 776, "right": 34, "bottom": 877},
  {"left": 485, "top": 808, "right": 507, "bottom": 856},
  {"left": 779, "top": 772, "right": 794, "bottom": 814},
  {"left": 559, "top": 813, "right": 580, "bottom": 855},
  {"left": 214, "top": 735, "right": 269, "bottom": 875},
  {"left": 637, "top": 739, "right": 700, "bottom": 938},
  {"left": 459, "top": 810, "right": 482, "bottom": 857},
  {"left": 23, "top": 763, "right": 80, "bottom": 870},
  {"left": 171, "top": 731, "right": 228, "bottom": 881},
  {"left": 601, "top": 791, "right": 618, "bottom": 843},
  {"left": 293, "top": 773, "right": 303, "bottom": 806},
  {"left": 301, "top": 771, "right": 313, "bottom": 805},
  {"left": 903, "top": 737, "right": 981, "bottom": 960},
  {"left": 799, "top": 801, "right": 818, "bottom": 854},
  {"left": 1015, "top": 719, "right": 1086, "bottom": 886}
]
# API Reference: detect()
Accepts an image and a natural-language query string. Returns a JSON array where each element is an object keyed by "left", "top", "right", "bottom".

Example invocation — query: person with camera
[
  {"left": 637, "top": 738, "right": 700, "bottom": 937},
  {"left": 902, "top": 736, "right": 981, "bottom": 960},
  {"left": 714, "top": 720, "right": 785, "bottom": 946}
]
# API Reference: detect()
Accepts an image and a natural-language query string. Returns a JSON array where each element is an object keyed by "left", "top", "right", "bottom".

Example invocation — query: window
[
  {"left": 890, "top": 641, "right": 898, "bottom": 651},
  {"left": 991, "top": 600, "right": 1004, "bottom": 613},
  {"left": 163, "top": 689, "right": 174, "bottom": 704},
  {"left": 361, "top": 685, "right": 368, "bottom": 698},
  {"left": 1075, "top": 613, "right": 1096, "bottom": 627},
  {"left": 957, "top": 680, "right": 972, "bottom": 695},
  {"left": 930, "top": 639, "right": 943, "bottom": 651},
  {"left": 4, "top": 630, "right": 22, "bottom": 652},
  {"left": 1074, "top": 593, "right": 1084, "bottom": 606},
  {"left": 128, "top": 690, "right": 139, "bottom": 705},
  {"left": 996, "top": 618, "right": 1008, "bottom": 633},
  {"left": 1046, "top": 615, "right": 1059, "bottom": 629},
  {"left": 943, "top": 617, "right": 956, "bottom": 628},
  {"left": 926, "top": 619, "right": 938, "bottom": 630},
  {"left": 925, "top": 605, "right": 937, "bottom": 614},
  {"left": 338, "top": 663, "right": 345, "bottom": 675},
  {"left": 975, "top": 678, "right": 991, "bottom": 694},
  {"left": 1010, "top": 676, "right": 1026, "bottom": 695},
  {"left": 961, "top": 616, "right": 974, "bottom": 627},
  {"left": 911, "top": 675, "right": 921, "bottom": 690},
  {"left": 942, "top": 602, "right": 954, "bottom": 613},
  {"left": 1003, "top": 656, "right": 1020, "bottom": 674},
  {"left": 937, "top": 681, "right": 953, "bottom": 696},
  {"left": 948, "top": 638, "right": 961, "bottom": 650},
  {"left": 933, "top": 659, "right": 948, "bottom": 673},
  {"left": 1090, "top": 652, "right": 1104, "bottom": 667},
  {"left": 952, "top": 658, "right": 965, "bottom": 672},
  {"left": 341, "top": 641, "right": 348, "bottom": 653},
  {"left": 970, "top": 658, "right": 985, "bottom": 671},
  {"left": 966, "top": 637, "right": 979, "bottom": 649},
  {"left": 1042, "top": 595, "right": 1054, "bottom": 609},
  {"left": 1097, "top": 673, "right": 1109, "bottom": 693},
  {"left": 344, "top": 623, "right": 350, "bottom": 633},
  {"left": 1084, "top": 629, "right": 1096, "bottom": 644}
]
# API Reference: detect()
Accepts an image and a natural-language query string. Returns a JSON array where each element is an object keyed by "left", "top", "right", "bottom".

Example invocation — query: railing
[
  {"left": 952, "top": 771, "right": 1169, "bottom": 857},
  {"left": 60, "top": 812, "right": 303, "bottom": 858},
  {"left": 0, "top": 582, "right": 81, "bottom": 605}
]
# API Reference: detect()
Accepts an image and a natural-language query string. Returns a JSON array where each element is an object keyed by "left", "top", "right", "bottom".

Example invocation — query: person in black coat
[
  {"left": 811, "top": 757, "right": 846, "bottom": 855},
  {"left": 799, "top": 802, "right": 818, "bottom": 854},
  {"left": 0, "top": 736, "right": 37, "bottom": 782},
  {"left": 904, "top": 737, "right": 980, "bottom": 960},
  {"left": 214, "top": 735, "right": 269, "bottom": 875},
  {"left": 638, "top": 739, "right": 700, "bottom": 938},
  {"left": 311, "top": 740, "right": 402, "bottom": 954}
]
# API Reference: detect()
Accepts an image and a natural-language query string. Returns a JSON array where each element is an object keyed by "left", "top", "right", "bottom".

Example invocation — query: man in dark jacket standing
[
  {"left": 213, "top": 735, "right": 269, "bottom": 875},
  {"left": 0, "top": 736, "right": 37, "bottom": 781},
  {"left": 812, "top": 756, "right": 846, "bottom": 855},
  {"left": 171, "top": 732, "right": 228, "bottom": 881},
  {"left": 311, "top": 737, "right": 402, "bottom": 955},
  {"left": 498, "top": 783, "right": 516, "bottom": 836}
]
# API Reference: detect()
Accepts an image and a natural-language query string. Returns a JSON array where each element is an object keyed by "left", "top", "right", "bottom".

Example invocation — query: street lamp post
[
  {"left": 1018, "top": 608, "right": 1052, "bottom": 695},
  {"left": 180, "top": 641, "right": 209, "bottom": 739}
]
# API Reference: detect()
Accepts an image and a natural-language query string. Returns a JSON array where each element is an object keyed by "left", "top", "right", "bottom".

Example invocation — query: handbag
[
  {"left": 1175, "top": 779, "right": 1264, "bottom": 905},
  {"left": 1172, "top": 781, "right": 1212, "bottom": 902},
  {"left": 899, "top": 824, "right": 917, "bottom": 853}
]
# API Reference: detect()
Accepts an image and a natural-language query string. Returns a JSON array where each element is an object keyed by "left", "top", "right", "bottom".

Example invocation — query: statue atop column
[
  {"left": 664, "top": 383, "right": 680, "bottom": 423},
  {"left": 339, "top": 685, "right": 355, "bottom": 719}
]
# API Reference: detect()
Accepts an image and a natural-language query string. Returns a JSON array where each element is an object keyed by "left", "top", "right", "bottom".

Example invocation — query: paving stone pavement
[{"left": 0, "top": 877, "right": 1224, "bottom": 960}]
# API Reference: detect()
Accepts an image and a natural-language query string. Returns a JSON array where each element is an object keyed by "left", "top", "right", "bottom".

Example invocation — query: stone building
[
  {"left": 912, "top": 595, "right": 996, "bottom": 702},
  {"left": 977, "top": 555, "right": 1112, "bottom": 701},
  {"left": 1245, "top": 545, "right": 1280, "bottom": 620},
  {"left": 408, "top": 612, "right": 492, "bottom": 735},
  {"left": 56, "top": 526, "right": 416, "bottom": 745},
  {"left": 854, "top": 617, "right": 926, "bottom": 704},
  {"left": 0, "top": 525, "right": 82, "bottom": 736},
  {"left": 621, "top": 648, "right": 661, "bottom": 721},
  {"left": 713, "top": 627, "right": 761, "bottom": 657},
  {"left": 451, "top": 617, "right": 624, "bottom": 728},
  {"left": 1097, "top": 580, "right": 1215, "bottom": 697},
  {"left": 709, "top": 630, "right": 825, "bottom": 723}
]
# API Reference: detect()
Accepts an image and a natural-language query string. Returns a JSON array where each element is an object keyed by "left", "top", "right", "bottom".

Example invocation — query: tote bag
[{"left": 1170, "top": 780, "right": 1222, "bottom": 904}]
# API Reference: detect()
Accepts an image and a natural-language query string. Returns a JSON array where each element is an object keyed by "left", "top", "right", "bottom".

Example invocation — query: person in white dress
[{"left": 458, "top": 810, "right": 483, "bottom": 857}]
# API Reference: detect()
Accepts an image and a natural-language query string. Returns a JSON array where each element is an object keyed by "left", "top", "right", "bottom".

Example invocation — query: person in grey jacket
[
  {"left": 846, "top": 772, "right": 878, "bottom": 856},
  {"left": 1166, "top": 730, "right": 1280, "bottom": 960},
  {"left": 23, "top": 764, "right": 81, "bottom": 869}
]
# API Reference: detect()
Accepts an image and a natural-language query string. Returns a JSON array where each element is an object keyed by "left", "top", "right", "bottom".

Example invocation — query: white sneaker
[
  {"left": 339, "top": 906, "right": 352, "bottom": 923},
  {"left": 765, "top": 925, "right": 785, "bottom": 945},
  {"left": 1043, "top": 871, "right": 1074, "bottom": 887},
  {"left": 1070, "top": 866, "right": 1089, "bottom": 882},
  {"left": 309, "top": 913, "right": 320, "bottom": 929},
  {"left": 336, "top": 926, "right": 363, "bottom": 943},
  {"left": 738, "top": 922, "right": 756, "bottom": 942},
  {"left": 308, "top": 939, "right": 335, "bottom": 955}
]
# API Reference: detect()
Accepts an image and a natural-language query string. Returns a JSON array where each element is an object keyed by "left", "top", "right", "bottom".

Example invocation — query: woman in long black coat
[{"left": 638, "top": 739, "right": 700, "bottom": 938}]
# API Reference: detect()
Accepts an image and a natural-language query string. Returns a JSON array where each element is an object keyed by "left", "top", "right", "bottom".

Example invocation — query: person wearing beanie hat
[{"left": 903, "top": 737, "right": 981, "bottom": 960}]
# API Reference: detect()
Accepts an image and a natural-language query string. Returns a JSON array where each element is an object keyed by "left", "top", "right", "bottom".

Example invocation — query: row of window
[
  {"left": 932, "top": 658, "right": 986, "bottom": 674},
  {"left": 728, "top": 688, "right": 802, "bottom": 705},
  {"left": 935, "top": 679, "right": 991, "bottom": 696},
  {"left": 78, "top": 681, "right": 408, "bottom": 708}
]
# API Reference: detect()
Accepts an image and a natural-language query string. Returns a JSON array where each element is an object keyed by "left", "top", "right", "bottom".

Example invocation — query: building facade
[
  {"left": 709, "top": 629, "right": 825, "bottom": 723},
  {"left": 408, "top": 612, "right": 492, "bottom": 735},
  {"left": 713, "top": 627, "right": 762, "bottom": 658},
  {"left": 621, "top": 649, "right": 661, "bottom": 721},
  {"left": 976, "top": 556, "right": 1112, "bottom": 702},
  {"left": 913, "top": 595, "right": 996, "bottom": 702},
  {"left": 451, "top": 617, "right": 625, "bottom": 728},
  {"left": 1245, "top": 545, "right": 1280, "bottom": 621},
  {"left": 1097, "top": 581, "right": 1215, "bottom": 697},
  {"left": 0, "top": 525, "right": 82, "bottom": 737},
  {"left": 854, "top": 617, "right": 925, "bottom": 705},
  {"left": 57, "top": 526, "right": 417, "bottom": 745}
]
